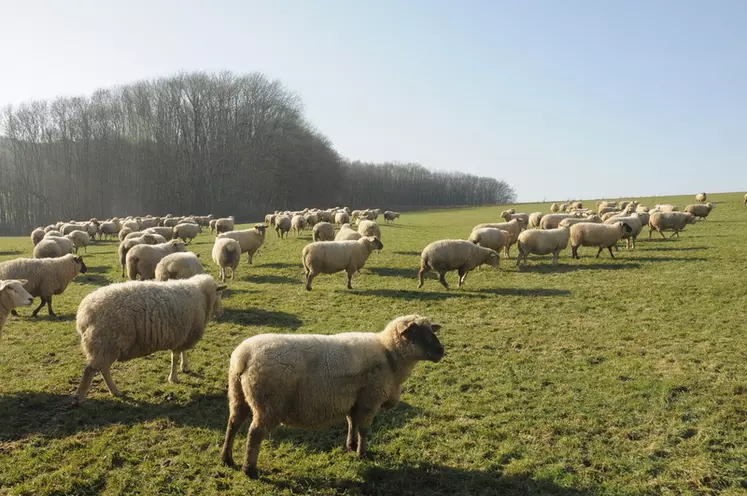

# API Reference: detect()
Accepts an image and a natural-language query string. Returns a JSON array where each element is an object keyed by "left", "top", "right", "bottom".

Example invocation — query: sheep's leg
[
  {"left": 671, "top": 230, "right": 679, "bottom": 238},
  {"left": 648, "top": 228, "right": 653, "bottom": 239},
  {"left": 221, "top": 404, "right": 251, "bottom": 468},
  {"left": 571, "top": 245, "right": 578, "bottom": 259},
  {"left": 346, "top": 413, "right": 359, "bottom": 452},
  {"left": 243, "top": 419, "right": 271, "bottom": 479},
  {"left": 180, "top": 351, "right": 190, "bottom": 373},
  {"left": 417, "top": 266, "right": 429, "bottom": 288},
  {"left": 305, "top": 270, "right": 317, "bottom": 291},
  {"left": 596, "top": 247, "right": 603, "bottom": 258},
  {"left": 219, "top": 267, "right": 226, "bottom": 282},
  {"left": 168, "top": 352, "right": 180, "bottom": 383},
  {"left": 607, "top": 247, "right": 615, "bottom": 258},
  {"left": 659, "top": 230, "right": 666, "bottom": 240},
  {"left": 46, "top": 296, "right": 56, "bottom": 317},
  {"left": 100, "top": 365, "right": 123, "bottom": 398},
  {"left": 31, "top": 297, "right": 47, "bottom": 318},
  {"left": 75, "top": 364, "right": 97, "bottom": 403},
  {"left": 248, "top": 253, "right": 253, "bottom": 264},
  {"left": 438, "top": 272, "right": 449, "bottom": 289},
  {"left": 457, "top": 266, "right": 469, "bottom": 287},
  {"left": 552, "top": 250, "right": 559, "bottom": 265},
  {"left": 346, "top": 270, "right": 354, "bottom": 290}
]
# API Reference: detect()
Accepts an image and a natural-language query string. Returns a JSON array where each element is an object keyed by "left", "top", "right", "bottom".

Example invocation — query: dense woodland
[{"left": 0, "top": 71, "right": 515, "bottom": 234}]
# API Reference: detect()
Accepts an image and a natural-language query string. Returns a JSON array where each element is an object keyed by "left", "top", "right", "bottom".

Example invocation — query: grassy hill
[{"left": 0, "top": 192, "right": 745, "bottom": 495}]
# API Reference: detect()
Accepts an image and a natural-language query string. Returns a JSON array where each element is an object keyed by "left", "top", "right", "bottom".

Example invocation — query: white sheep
[
  {"left": 540, "top": 214, "right": 574, "bottom": 230},
  {"left": 73, "top": 274, "right": 227, "bottom": 403},
  {"left": 648, "top": 212, "right": 696, "bottom": 239},
  {"left": 33, "top": 239, "right": 63, "bottom": 259},
  {"left": 118, "top": 234, "right": 161, "bottom": 277},
  {"left": 604, "top": 215, "right": 643, "bottom": 249},
  {"left": 99, "top": 221, "right": 118, "bottom": 240},
  {"left": 570, "top": 221, "right": 632, "bottom": 259},
  {"left": 215, "top": 216, "right": 236, "bottom": 235},
  {"left": 334, "top": 212, "right": 350, "bottom": 226},
  {"left": 126, "top": 240, "right": 188, "bottom": 280},
  {"left": 472, "top": 219, "right": 523, "bottom": 257},
  {"left": 528, "top": 212, "right": 544, "bottom": 228},
  {"left": 145, "top": 226, "right": 174, "bottom": 240},
  {"left": 31, "top": 228, "right": 45, "bottom": 246},
  {"left": 684, "top": 203, "right": 714, "bottom": 221},
  {"left": 40, "top": 235, "right": 75, "bottom": 256},
  {"left": 468, "top": 228, "right": 510, "bottom": 255},
  {"left": 274, "top": 215, "right": 291, "bottom": 238},
  {"left": 335, "top": 223, "right": 362, "bottom": 241},
  {"left": 383, "top": 211, "right": 400, "bottom": 223},
  {"left": 0, "top": 279, "right": 33, "bottom": 337},
  {"left": 212, "top": 237, "right": 241, "bottom": 282},
  {"left": 312, "top": 222, "right": 335, "bottom": 241},
  {"left": 550, "top": 203, "right": 560, "bottom": 213},
  {"left": 217, "top": 225, "right": 267, "bottom": 264},
  {"left": 417, "top": 240, "right": 500, "bottom": 289},
  {"left": 695, "top": 193, "right": 707, "bottom": 202},
  {"left": 516, "top": 227, "right": 570, "bottom": 266},
  {"left": 0, "top": 254, "right": 87, "bottom": 317},
  {"left": 155, "top": 252, "right": 204, "bottom": 281},
  {"left": 357, "top": 220, "right": 382, "bottom": 240},
  {"left": 220, "top": 314, "right": 444, "bottom": 478},
  {"left": 501, "top": 212, "right": 530, "bottom": 226},
  {"left": 291, "top": 214, "right": 307, "bottom": 236},
  {"left": 66, "top": 230, "right": 91, "bottom": 254},
  {"left": 302, "top": 236, "right": 383, "bottom": 290},
  {"left": 173, "top": 223, "right": 201, "bottom": 243},
  {"left": 654, "top": 204, "right": 679, "bottom": 213}
]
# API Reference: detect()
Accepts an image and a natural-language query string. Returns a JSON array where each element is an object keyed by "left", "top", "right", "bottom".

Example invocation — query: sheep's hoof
[
  {"left": 221, "top": 455, "right": 237, "bottom": 469},
  {"left": 168, "top": 376, "right": 180, "bottom": 384},
  {"left": 243, "top": 465, "right": 259, "bottom": 479},
  {"left": 346, "top": 442, "right": 358, "bottom": 452},
  {"left": 71, "top": 395, "right": 84, "bottom": 406}
]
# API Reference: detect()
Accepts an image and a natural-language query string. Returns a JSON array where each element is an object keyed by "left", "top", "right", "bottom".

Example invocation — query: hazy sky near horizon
[{"left": 2, "top": 0, "right": 746, "bottom": 201}]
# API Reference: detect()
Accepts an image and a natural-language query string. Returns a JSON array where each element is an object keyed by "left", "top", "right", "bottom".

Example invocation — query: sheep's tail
[{"left": 127, "top": 257, "right": 139, "bottom": 280}]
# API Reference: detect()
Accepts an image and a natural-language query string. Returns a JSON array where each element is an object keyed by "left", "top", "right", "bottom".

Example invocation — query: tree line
[{"left": 0, "top": 71, "right": 515, "bottom": 235}]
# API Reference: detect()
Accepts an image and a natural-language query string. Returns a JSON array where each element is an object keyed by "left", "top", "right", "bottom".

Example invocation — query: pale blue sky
[{"left": 2, "top": 0, "right": 745, "bottom": 201}]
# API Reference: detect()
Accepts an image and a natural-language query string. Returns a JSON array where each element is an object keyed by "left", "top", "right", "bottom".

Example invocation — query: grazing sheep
[
  {"left": 44, "top": 230, "right": 63, "bottom": 238},
  {"left": 145, "top": 226, "right": 174, "bottom": 240},
  {"left": 274, "top": 215, "right": 291, "bottom": 238},
  {"left": 291, "top": 215, "right": 307, "bottom": 236},
  {"left": 516, "top": 227, "right": 570, "bottom": 266},
  {"left": 417, "top": 240, "right": 500, "bottom": 289},
  {"left": 126, "top": 240, "right": 188, "bottom": 280},
  {"left": 570, "top": 222, "right": 632, "bottom": 259},
  {"left": 312, "top": 222, "right": 335, "bottom": 241},
  {"left": 0, "top": 279, "right": 33, "bottom": 337},
  {"left": 31, "top": 228, "right": 45, "bottom": 246},
  {"left": 357, "top": 220, "right": 382, "bottom": 240},
  {"left": 539, "top": 214, "right": 574, "bottom": 230},
  {"left": 118, "top": 234, "right": 161, "bottom": 277},
  {"left": 33, "top": 239, "right": 62, "bottom": 259},
  {"left": 73, "top": 274, "right": 227, "bottom": 402},
  {"left": 684, "top": 203, "right": 714, "bottom": 221},
  {"left": 0, "top": 254, "right": 87, "bottom": 317},
  {"left": 302, "top": 236, "right": 383, "bottom": 290},
  {"left": 648, "top": 212, "right": 696, "bottom": 239},
  {"left": 66, "top": 230, "right": 91, "bottom": 254},
  {"left": 216, "top": 217, "right": 236, "bottom": 235},
  {"left": 528, "top": 212, "right": 544, "bottom": 228},
  {"left": 695, "top": 192, "right": 707, "bottom": 202},
  {"left": 335, "top": 223, "right": 362, "bottom": 241},
  {"left": 212, "top": 237, "right": 241, "bottom": 282},
  {"left": 173, "top": 223, "right": 201, "bottom": 243},
  {"left": 550, "top": 203, "right": 560, "bottom": 213},
  {"left": 468, "top": 228, "right": 510, "bottom": 255},
  {"left": 383, "top": 211, "right": 400, "bottom": 223},
  {"left": 604, "top": 216, "right": 643, "bottom": 249},
  {"left": 217, "top": 225, "right": 267, "bottom": 264},
  {"left": 220, "top": 314, "right": 444, "bottom": 478},
  {"left": 334, "top": 212, "right": 350, "bottom": 226},
  {"left": 42, "top": 235, "right": 75, "bottom": 256},
  {"left": 155, "top": 252, "right": 204, "bottom": 281},
  {"left": 472, "top": 219, "right": 524, "bottom": 257},
  {"left": 571, "top": 201, "right": 583, "bottom": 210}
]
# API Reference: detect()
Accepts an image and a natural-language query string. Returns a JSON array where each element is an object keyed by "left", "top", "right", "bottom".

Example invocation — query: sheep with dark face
[{"left": 570, "top": 222, "right": 632, "bottom": 259}]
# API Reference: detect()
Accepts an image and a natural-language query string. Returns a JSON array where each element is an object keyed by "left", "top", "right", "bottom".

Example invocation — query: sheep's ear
[
  {"left": 431, "top": 324, "right": 442, "bottom": 333},
  {"left": 195, "top": 253, "right": 200, "bottom": 258},
  {"left": 216, "top": 284, "right": 228, "bottom": 292},
  {"left": 17, "top": 279, "right": 28, "bottom": 286},
  {"left": 396, "top": 320, "right": 418, "bottom": 336}
]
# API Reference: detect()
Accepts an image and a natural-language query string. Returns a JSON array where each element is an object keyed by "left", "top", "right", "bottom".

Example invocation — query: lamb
[
  {"left": 472, "top": 219, "right": 523, "bottom": 257},
  {"left": 695, "top": 192, "right": 707, "bottom": 202},
  {"left": 33, "top": 239, "right": 63, "bottom": 259},
  {"left": 528, "top": 212, "right": 544, "bottom": 228},
  {"left": 417, "top": 240, "right": 500, "bottom": 289},
  {"left": 550, "top": 203, "right": 560, "bottom": 213},
  {"left": 357, "top": 220, "right": 382, "bottom": 240},
  {"left": 220, "top": 314, "right": 444, "bottom": 478},
  {"left": 383, "top": 211, "right": 400, "bottom": 223},
  {"left": 126, "top": 240, "right": 188, "bottom": 280},
  {"left": 31, "top": 228, "right": 45, "bottom": 246},
  {"left": 0, "top": 279, "right": 33, "bottom": 337},
  {"left": 516, "top": 227, "right": 570, "bottom": 266},
  {"left": 468, "top": 228, "right": 510, "bottom": 255},
  {"left": 312, "top": 222, "right": 335, "bottom": 241},
  {"left": 291, "top": 214, "right": 307, "bottom": 236},
  {"left": 540, "top": 214, "right": 574, "bottom": 230},
  {"left": 212, "top": 237, "right": 241, "bottom": 282},
  {"left": 73, "top": 274, "right": 227, "bottom": 403},
  {"left": 217, "top": 225, "right": 267, "bottom": 264},
  {"left": 648, "top": 212, "right": 696, "bottom": 239},
  {"left": 173, "top": 222, "right": 201, "bottom": 243},
  {"left": 570, "top": 221, "right": 632, "bottom": 259},
  {"left": 155, "top": 252, "right": 204, "bottom": 281},
  {"left": 274, "top": 215, "right": 291, "bottom": 238},
  {"left": 335, "top": 223, "right": 362, "bottom": 241},
  {"left": 301, "top": 236, "right": 383, "bottom": 290},
  {"left": 145, "top": 226, "right": 174, "bottom": 240},
  {"left": 603, "top": 216, "right": 643, "bottom": 249},
  {"left": 684, "top": 203, "right": 714, "bottom": 221},
  {"left": 66, "top": 230, "right": 91, "bottom": 254},
  {"left": 0, "top": 254, "right": 87, "bottom": 317},
  {"left": 216, "top": 216, "right": 236, "bottom": 235},
  {"left": 334, "top": 212, "right": 350, "bottom": 226}
]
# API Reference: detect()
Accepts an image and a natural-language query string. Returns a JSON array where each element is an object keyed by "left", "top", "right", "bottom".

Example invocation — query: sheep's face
[
  {"left": 254, "top": 225, "right": 267, "bottom": 235},
  {"left": 0, "top": 279, "right": 33, "bottom": 309},
  {"left": 398, "top": 320, "right": 445, "bottom": 363},
  {"left": 685, "top": 214, "right": 696, "bottom": 225},
  {"left": 485, "top": 251, "right": 501, "bottom": 269},
  {"left": 172, "top": 240, "right": 187, "bottom": 252},
  {"left": 74, "top": 256, "right": 88, "bottom": 274}
]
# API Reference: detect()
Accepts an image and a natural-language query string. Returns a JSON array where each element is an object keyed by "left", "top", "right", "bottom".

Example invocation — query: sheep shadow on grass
[
  {"left": 393, "top": 251, "right": 421, "bottom": 256},
  {"left": 220, "top": 308, "right": 303, "bottom": 329},
  {"left": 473, "top": 288, "right": 571, "bottom": 297},
  {"left": 261, "top": 262, "right": 300, "bottom": 269},
  {"left": 243, "top": 274, "right": 301, "bottom": 285},
  {"left": 518, "top": 262, "right": 641, "bottom": 274},
  {"left": 367, "top": 267, "right": 419, "bottom": 278},
  {"left": 633, "top": 256, "right": 708, "bottom": 263},
  {"left": 0, "top": 250, "right": 23, "bottom": 256},
  {"left": 351, "top": 289, "right": 490, "bottom": 300},
  {"left": 78, "top": 274, "right": 112, "bottom": 286},
  {"left": 644, "top": 246, "right": 708, "bottom": 252}
]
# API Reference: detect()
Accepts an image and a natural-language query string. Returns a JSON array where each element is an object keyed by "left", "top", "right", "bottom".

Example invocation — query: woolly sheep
[
  {"left": 212, "top": 237, "right": 241, "bottom": 282},
  {"left": 516, "top": 227, "right": 570, "bottom": 266},
  {"left": 598, "top": 206, "right": 617, "bottom": 216},
  {"left": 274, "top": 215, "right": 291, "bottom": 238},
  {"left": 312, "top": 222, "right": 335, "bottom": 241},
  {"left": 334, "top": 212, "right": 350, "bottom": 226},
  {"left": 558, "top": 215, "right": 601, "bottom": 228},
  {"left": 118, "top": 234, "right": 160, "bottom": 277},
  {"left": 126, "top": 240, "right": 188, "bottom": 280},
  {"left": 318, "top": 211, "right": 334, "bottom": 223},
  {"left": 145, "top": 226, "right": 174, "bottom": 240},
  {"left": 695, "top": 192, "right": 707, "bottom": 202},
  {"left": 99, "top": 221, "right": 118, "bottom": 240},
  {"left": 528, "top": 212, "right": 544, "bottom": 228},
  {"left": 357, "top": 220, "right": 382, "bottom": 240},
  {"left": 540, "top": 214, "right": 574, "bottom": 230},
  {"left": 291, "top": 214, "right": 307, "bottom": 236},
  {"left": 335, "top": 223, "right": 362, "bottom": 241},
  {"left": 550, "top": 203, "right": 560, "bottom": 213},
  {"left": 73, "top": 274, "right": 227, "bottom": 402},
  {"left": 0, "top": 254, "right": 87, "bottom": 317},
  {"left": 472, "top": 219, "right": 523, "bottom": 257},
  {"left": 44, "top": 230, "right": 63, "bottom": 238},
  {"left": 61, "top": 223, "right": 85, "bottom": 236},
  {"left": 163, "top": 217, "right": 180, "bottom": 228},
  {"left": 570, "top": 201, "right": 583, "bottom": 210},
  {"left": 217, "top": 225, "right": 267, "bottom": 264},
  {"left": 304, "top": 213, "right": 319, "bottom": 227},
  {"left": 118, "top": 227, "right": 135, "bottom": 241},
  {"left": 43, "top": 225, "right": 57, "bottom": 233},
  {"left": 570, "top": 222, "right": 632, "bottom": 259},
  {"left": 42, "top": 235, "right": 75, "bottom": 256},
  {"left": 33, "top": 239, "right": 62, "bottom": 259},
  {"left": 216, "top": 217, "right": 236, "bottom": 235},
  {"left": 174, "top": 222, "right": 201, "bottom": 243},
  {"left": 220, "top": 314, "right": 444, "bottom": 478},
  {"left": 121, "top": 220, "right": 139, "bottom": 232},
  {"left": 209, "top": 219, "right": 218, "bottom": 232},
  {"left": 155, "top": 252, "right": 204, "bottom": 281},
  {"left": 302, "top": 236, "right": 383, "bottom": 290},
  {"left": 684, "top": 203, "right": 714, "bottom": 221},
  {"left": 601, "top": 212, "right": 620, "bottom": 221},
  {"left": 383, "top": 211, "right": 400, "bottom": 223},
  {"left": 31, "top": 228, "right": 45, "bottom": 246},
  {"left": 655, "top": 204, "right": 679, "bottom": 213},
  {"left": 604, "top": 216, "right": 643, "bottom": 249},
  {"left": 139, "top": 217, "right": 160, "bottom": 229},
  {"left": 648, "top": 212, "right": 696, "bottom": 239},
  {"left": 66, "top": 230, "right": 91, "bottom": 254},
  {"left": 468, "top": 228, "right": 510, "bottom": 255},
  {"left": 418, "top": 239, "right": 500, "bottom": 289},
  {"left": 0, "top": 279, "right": 33, "bottom": 337}
]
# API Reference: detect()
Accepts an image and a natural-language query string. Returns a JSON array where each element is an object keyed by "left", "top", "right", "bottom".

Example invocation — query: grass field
[{"left": 1, "top": 193, "right": 745, "bottom": 495}]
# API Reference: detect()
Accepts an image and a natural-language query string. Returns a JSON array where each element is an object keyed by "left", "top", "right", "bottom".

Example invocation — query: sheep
[
  {"left": 539, "top": 214, "right": 574, "bottom": 230},
  {"left": 598, "top": 206, "right": 617, "bottom": 216},
  {"left": 43, "top": 225, "right": 57, "bottom": 233},
  {"left": 695, "top": 192, "right": 707, "bottom": 202},
  {"left": 559, "top": 203, "right": 569, "bottom": 213},
  {"left": 550, "top": 203, "right": 560, "bottom": 213},
  {"left": 154, "top": 252, "right": 204, "bottom": 281},
  {"left": 209, "top": 219, "right": 218, "bottom": 233},
  {"left": 334, "top": 212, "right": 350, "bottom": 226},
  {"left": 274, "top": 215, "right": 291, "bottom": 239},
  {"left": 217, "top": 225, "right": 267, "bottom": 264},
  {"left": 516, "top": 227, "right": 570, "bottom": 267},
  {"left": 684, "top": 203, "right": 714, "bottom": 221},
  {"left": 126, "top": 240, "right": 188, "bottom": 280},
  {"left": 121, "top": 220, "right": 139, "bottom": 232},
  {"left": 633, "top": 211, "right": 650, "bottom": 228},
  {"left": 655, "top": 204, "right": 679, "bottom": 213},
  {"left": 302, "top": 236, "right": 383, "bottom": 290},
  {"left": 570, "top": 221, "right": 632, "bottom": 259},
  {"left": 636, "top": 205, "right": 650, "bottom": 214},
  {"left": 304, "top": 213, "right": 319, "bottom": 227},
  {"left": 44, "top": 230, "right": 62, "bottom": 238},
  {"left": 33, "top": 239, "right": 62, "bottom": 259},
  {"left": 31, "top": 228, "right": 45, "bottom": 246},
  {"left": 163, "top": 217, "right": 180, "bottom": 228},
  {"left": 570, "top": 201, "right": 583, "bottom": 210},
  {"left": 118, "top": 234, "right": 160, "bottom": 277},
  {"left": 73, "top": 274, "right": 227, "bottom": 403},
  {"left": 528, "top": 212, "right": 544, "bottom": 228},
  {"left": 501, "top": 212, "right": 530, "bottom": 226},
  {"left": 99, "top": 221, "right": 118, "bottom": 240},
  {"left": 472, "top": 219, "right": 523, "bottom": 257},
  {"left": 173, "top": 222, "right": 201, "bottom": 243},
  {"left": 66, "top": 230, "right": 91, "bottom": 254},
  {"left": 358, "top": 220, "right": 382, "bottom": 240},
  {"left": 558, "top": 215, "right": 601, "bottom": 228},
  {"left": 335, "top": 223, "right": 362, "bottom": 241},
  {"left": 0, "top": 254, "right": 87, "bottom": 317},
  {"left": 648, "top": 212, "right": 696, "bottom": 239},
  {"left": 744, "top": 193, "right": 747, "bottom": 206},
  {"left": 417, "top": 240, "right": 500, "bottom": 289},
  {"left": 601, "top": 212, "right": 620, "bottom": 222},
  {"left": 0, "top": 279, "right": 34, "bottom": 337},
  {"left": 468, "top": 228, "right": 510, "bottom": 255},
  {"left": 291, "top": 214, "right": 307, "bottom": 236},
  {"left": 383, "top": 211, "right": 400, "bottom": 223},
  {"left": 604, "top": 216, "right": 643, "bottom": 249},
  {"left": 61, "top": 223, "right": 85, "bottom": 235},
  {"left": 318, "top": 211, "right": 334, "bottom": 223},
  {"left": 312, "top": 221, "right": 335, "bottom": 241},
  {"left": 220, "top": 314, "right": 444, "bottom": 478},
  {"left": 212, "top": 237, "right": 241, "bottom": 282},
  {"left": 216, "top": 217, "right": 236, "bottom": 235},
  {"left": 42, "top": 235, "right": 75, "bottom": 256},
  {"left": 118, "top": 227, "right": 135, "bottom": 241},
  {"left": 139, "top": 217, "right": 160, "bottom": 229},
  {"left": 145, "top": 226, "right": 174, "bottom": 240}
]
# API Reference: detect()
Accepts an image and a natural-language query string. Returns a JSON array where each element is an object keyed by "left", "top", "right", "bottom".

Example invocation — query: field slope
[{"left": 1, "top": 193, "right": 745, "bottom": 495}]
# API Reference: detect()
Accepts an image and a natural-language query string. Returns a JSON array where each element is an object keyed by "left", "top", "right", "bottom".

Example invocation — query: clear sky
[{"left": 2, "top": 0, "right": 746, "bottom": 201}]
